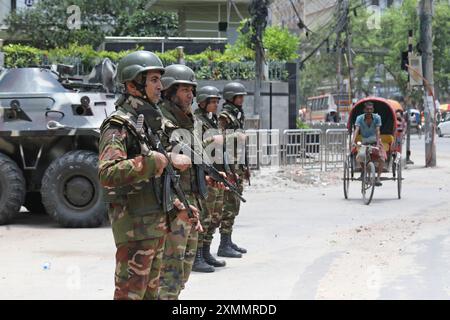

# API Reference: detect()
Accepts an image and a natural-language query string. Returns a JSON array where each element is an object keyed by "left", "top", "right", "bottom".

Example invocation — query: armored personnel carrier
[{"left": 0, "top": 59, "right": 117, "bottom": 227}]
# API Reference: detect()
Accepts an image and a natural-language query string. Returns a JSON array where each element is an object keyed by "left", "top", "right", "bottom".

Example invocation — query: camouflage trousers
[
  {"left": 114, "top": 236, "right": 165, "bottom": 300},
  {"left": 159, "top": 195, "right": 199, "bottom": 300},
  {"left": 220, "top": 174, "right": 245, "bottom": 235},
  {"left": 198, "top": 186, "right": 224, "bottom": 249}
]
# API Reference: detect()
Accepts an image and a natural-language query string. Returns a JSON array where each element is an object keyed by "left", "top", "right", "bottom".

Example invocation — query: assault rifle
[{"left": 135, "top": 114, "right": 202, "bottom": 231}]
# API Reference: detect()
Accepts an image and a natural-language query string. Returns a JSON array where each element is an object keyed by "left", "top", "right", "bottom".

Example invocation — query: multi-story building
[
  {"left": 152, "top": 0, "right": 250, "bottom": 40},
  {"left": 269, "top": 0, "right": 338, "bottom": 35},
  {"left": 1, "top": 0, "right": 38, "bottom": 33},
  {"left": 268, "top": 0, "right": 405, "bottom": 35}
]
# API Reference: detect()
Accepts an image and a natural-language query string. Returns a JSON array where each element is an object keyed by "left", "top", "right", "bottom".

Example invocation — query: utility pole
[
  {"left": 406, "top": 29, "right": 414, "bottom": 165},
  {"left": 345, "top": 0, "right": 354, "bottom": 104},
  {"left": 419, "top": 0, "right": 436, "bottom": 167}
]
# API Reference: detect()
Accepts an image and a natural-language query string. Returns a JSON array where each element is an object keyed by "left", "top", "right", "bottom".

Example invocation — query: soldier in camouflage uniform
[
  {"left": 158, "top": 64, "right": 209, "bottom": 299},
  {"left": 98, "top": 51, "right": 195, "bottom": 300},
  {"left": 217, "top": 82, "right": 249, "bottom": 258},
  {"left": 192, "top": 86, "right": 227, "bottom": 273}
]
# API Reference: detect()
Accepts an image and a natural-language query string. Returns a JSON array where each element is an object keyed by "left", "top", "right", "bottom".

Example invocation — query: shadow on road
[
  {"left": 343, "top": 197, "right": 403, "bottom": 204},
  {"left": 4, "top": 210, "right": 110, "bottom": 229},
  {"left": 9, "top": 211, "right": 58, "bottom": 228}
]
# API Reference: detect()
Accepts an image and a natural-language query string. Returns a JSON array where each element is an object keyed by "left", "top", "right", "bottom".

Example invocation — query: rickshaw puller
[{"left": 352, "top": 101, "right": 387, "bottom": 187}]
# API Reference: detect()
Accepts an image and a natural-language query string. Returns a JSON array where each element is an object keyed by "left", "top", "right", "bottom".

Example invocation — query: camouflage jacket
[
  {"left": 98, "top": 95, "right": 168, "bottom": 245},
  {"left": 159, "top": 99, "right": 206, "bottom": 198},
  {"left": 219, "top": 102, "right": 245, "bottom": 130},
  {"left": 194, "top": 107, "right": 227, "bottom": 172},
  {"left": 194, "top": 107, "right": 218, "bottom": 132},
  {"left": 218, "top": 102, "right": 246, "bottom": 173}
]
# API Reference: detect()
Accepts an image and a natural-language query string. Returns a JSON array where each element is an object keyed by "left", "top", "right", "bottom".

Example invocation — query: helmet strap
[
  {"left": 132, "top": 72, "right": 148, "bottom": 100},
  {"left": 199, "top": 101, "right": 207, "bottom": 109}
]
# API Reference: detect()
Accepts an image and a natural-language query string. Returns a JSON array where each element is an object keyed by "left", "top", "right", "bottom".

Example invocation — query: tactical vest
[
  {"left": 219, "top": 102, "right": 247, "bottom": 172},
  {"left": 100, "top": 97, "right": 164, "bottom": 216},
  {"left": 220, "top": 102, "right": 245, "bottom": 130},
  {"left": 159, "top": 100, "right": 208, "bottom": 199},
  {"left": 194, "top": 107, "right": 226, "bottom": 172},
  {"left": 194, "top": 107, "right": 218, "bottom": 131}
]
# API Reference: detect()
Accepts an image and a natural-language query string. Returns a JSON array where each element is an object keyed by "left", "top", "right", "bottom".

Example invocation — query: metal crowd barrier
[
  {"left": 246, "top": 129, "right": 281, "bottom": 169},
  {"left": 324, "top": 129, "right": 348, "bottom": 171},
  {"left": 241, "top": 128, "right": 348, "bottom": 171},
  {"left": 282, "top": 129, "right": 323, "bottom": 169}
]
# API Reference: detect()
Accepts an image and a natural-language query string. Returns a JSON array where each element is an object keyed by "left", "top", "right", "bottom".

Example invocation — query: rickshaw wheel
[
  {"left": 397, "top": 161, "right": 402, "bottom": 199},
  {"left": 362, "top": 162, "right": 376, "bottom": 205},
  {"left": 343, "top": 156, "right": 351, "bottom": 199},
  {"left": 392, "top": 154, "right": 397, "bottom": 178}
]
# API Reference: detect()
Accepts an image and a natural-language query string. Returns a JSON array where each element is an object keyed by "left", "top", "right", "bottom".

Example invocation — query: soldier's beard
[{"left": 172, "top": 96, "right": 192, "bottom": 114}]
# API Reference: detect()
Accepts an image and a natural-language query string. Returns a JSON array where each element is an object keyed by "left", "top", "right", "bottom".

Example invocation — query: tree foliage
[
  {"left": 5, "top": 0, "right": 178, "bottom": 49},
  {"left": 115, "top": 11, "right": 178, "bottom": 37},
  {"left": 225, "top": 20, "right": 300, "bottom": 62},
  {"left": 299, "top": 0, "right": 450, "bottom": 103}
]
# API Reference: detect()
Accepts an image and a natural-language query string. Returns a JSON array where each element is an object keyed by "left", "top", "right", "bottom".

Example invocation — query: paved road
[{"left": 1, "top": 135, "right": 449, "bottom": 299}]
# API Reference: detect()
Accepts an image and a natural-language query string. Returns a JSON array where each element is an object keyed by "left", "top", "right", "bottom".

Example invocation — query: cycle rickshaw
[{"left": 343, "top": 97, "right": 404, "bottom": 205}]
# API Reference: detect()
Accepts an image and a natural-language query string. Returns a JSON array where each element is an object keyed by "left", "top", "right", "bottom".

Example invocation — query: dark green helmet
[
  {"left": 197, "top": 86, "right": 221, "bottom": 104},
  {"left": 161, "top": 64, "right": 197, "bottom": 91},
  {"left": 223, "top": 82, "right": 247, "bottom": 102},
  {"left": 116, "top": 50, "right": 165, "bottom": 83}
]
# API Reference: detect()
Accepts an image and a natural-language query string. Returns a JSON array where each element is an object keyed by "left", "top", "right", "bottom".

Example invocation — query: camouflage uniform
[
  {"left": 216, "top": 82, "right": 249, "bottom": 257},
  {"left": 193, "top": 107, "right": 225, "bottom": 250},
  {"left": 158, "top": 98, "right": 202, "bottom": 299},
  {"left": 202, "top": 186, "right": 224, "bottom": 246},
  {"left": 219, "top": 101, "right": 246, "bottom": 236},
  {"left": 98, "top": 95, "right": 168, "bottom": 300}
]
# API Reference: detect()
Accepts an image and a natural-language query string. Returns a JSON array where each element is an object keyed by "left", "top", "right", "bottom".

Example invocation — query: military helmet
[
  {"left": 197, "top": 86, "right": 221, "bottom": 104},
  {"left": 116, "top": 50, "right": 165, "bottom": 83},
  {"left": 223, "top": 82, "right": 247, "bottom": 101},
  {"left": 161, "top": 64, "right": 197, "bottom": 91}
]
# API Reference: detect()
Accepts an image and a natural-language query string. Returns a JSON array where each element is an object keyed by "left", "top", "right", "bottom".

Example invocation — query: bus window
[{"left": 320, "top": 97, "right": 326, "bottom": 110}]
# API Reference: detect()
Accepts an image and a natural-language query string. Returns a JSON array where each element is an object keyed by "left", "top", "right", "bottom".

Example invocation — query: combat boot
[
  {"left": 192, "top": 249, "right": 215, "bottom": 273},
  {"left": 203, "top": 244, "right": 226, "bottom": 267},
  {"left": 230, "top": 234, "right": 247, "bottom": 254},
  {"left": 217, "top": 233, "right": 242, "bottom": 258}
]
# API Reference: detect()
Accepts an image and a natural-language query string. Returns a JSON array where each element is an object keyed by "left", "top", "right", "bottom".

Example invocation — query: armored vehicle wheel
[
  {"left": 41, "top": 151, "right": 107, "bottom": 228},
  {"left": 24, "top": 192, "right": 46, "bottom": 214},
  {"left": 0, "top": 153, "right": 26, "bottom": 225}
]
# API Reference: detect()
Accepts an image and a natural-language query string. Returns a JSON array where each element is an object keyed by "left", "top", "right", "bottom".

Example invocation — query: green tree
[
  {"left": 300, "top": 0, "right": 450, "bottom": 102},
  {"left": 5, "top": 0, "right": 178, "bottom": 49},
  {"left": 115, "top": 11, "right": 178, "bottom": 37},
  {"left": 432, "top": 1, "right": 450, "bottom": 99},
  {"left": 225, "top": 20, "right": 299, "bottom": 62},
  {"left": 264, "top": 26, "right": 300, "bottom": 61}
]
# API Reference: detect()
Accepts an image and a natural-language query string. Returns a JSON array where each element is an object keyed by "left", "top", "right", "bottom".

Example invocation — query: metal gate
[{"left": 246, "top": 129, "right": 280, "bottom": 169}]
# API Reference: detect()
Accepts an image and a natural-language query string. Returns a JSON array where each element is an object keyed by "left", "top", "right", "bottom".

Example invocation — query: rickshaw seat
[{"left": 355, "top": 134, "right": 394, "bottom": 152}]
